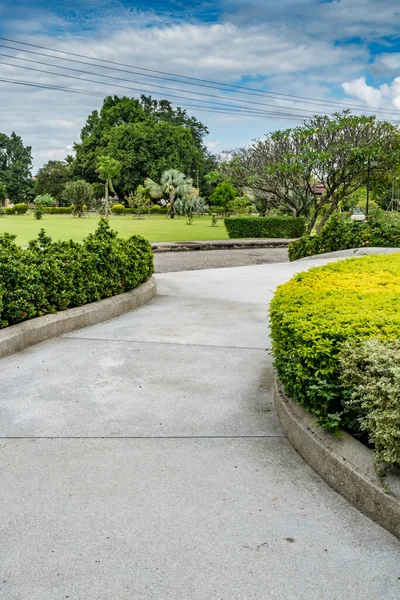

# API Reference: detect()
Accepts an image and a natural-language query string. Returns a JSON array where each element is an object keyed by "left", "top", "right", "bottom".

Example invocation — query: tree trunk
[
  {"left": 169, "top": 191, "right": 175, "bottom": 219},
  {"left": 104, "top": 180, "right": 109, "bottom": 219}
]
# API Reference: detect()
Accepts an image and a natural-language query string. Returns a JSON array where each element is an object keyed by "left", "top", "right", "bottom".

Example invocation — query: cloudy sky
[{"left": 1, "top": 0, "right": 400, "bottom": 171}]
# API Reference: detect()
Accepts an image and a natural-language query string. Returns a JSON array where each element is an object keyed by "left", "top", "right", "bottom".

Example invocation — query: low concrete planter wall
[
  {"left": 274, "top": 379, "right": 400, "bottom": 539},
  {"left": 152, "top": 239, "right": 294, "bottom": 252},
  {"left": 0, "top": 277, "right": 156, "bottom": 360}
]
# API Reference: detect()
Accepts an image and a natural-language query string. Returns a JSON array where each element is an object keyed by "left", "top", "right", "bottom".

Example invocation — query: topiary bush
[
  {"left": 288, "top": 213, "right": 400, "bottom": 261},
  {"left": 0, "top": 219, "right": 153, "bottom": 328},
  {"left": 13, "top": 203, "right": 29, "bottom": 215},
  {"left": 111, "top": 203, "right": 126, "bottom": 215},
  {"left": 224, "top": 216, "right": 306, "bottom": 239},
  {"left": 270, "top": 254, "right": 400, "bottom": 436}
]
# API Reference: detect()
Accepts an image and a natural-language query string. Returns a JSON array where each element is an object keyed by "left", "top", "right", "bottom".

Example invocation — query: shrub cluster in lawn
[
  {"left": 111, "top": 203, "right": 125, "bottom": 215},
  {"left": 224, "top": 216, "right": 306, "bottom": 239},
  {"left": 45, "top": 206, "right": 74, "bottom": 214},
  {"left": 288, "top": 213, "right": 400, "bottom": 261},
  {"left": 13, "top": 203, "right": 29, "bottom": 215},
  {"left": 270, "top": 254, "right": 400, "bottom": 470},
  {"left": 0, "top": 219, "right": 153, "bottom": 328}
]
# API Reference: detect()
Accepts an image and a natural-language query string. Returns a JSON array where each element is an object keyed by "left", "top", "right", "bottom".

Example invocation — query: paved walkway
[
  {"left": 154, "top": 247, "right": 289, "bottom": 273},
  {"left": 1, "top": 260, "right": 399, "bottom": 599}
]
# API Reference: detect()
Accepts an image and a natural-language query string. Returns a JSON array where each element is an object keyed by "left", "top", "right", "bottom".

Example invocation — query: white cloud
[
  {"left": 0, "top": 2, "right": 395, "bottom": 170},
  {"left": 342, "top": 76, "right": 400, "bottom": 110}
]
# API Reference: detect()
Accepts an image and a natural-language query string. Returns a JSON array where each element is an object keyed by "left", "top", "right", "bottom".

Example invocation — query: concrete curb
[
  {"left": 0, "top": 277, "right": 156, "bottom": 360},
  {"left": 274, "top": 379, "right": 400, "bottom": 539},
  {"left": 296, "top": 247, "right": 400, "bottom": 261},
  {"left": 151, "top": 239, "right": 295, "bottom": 252}
]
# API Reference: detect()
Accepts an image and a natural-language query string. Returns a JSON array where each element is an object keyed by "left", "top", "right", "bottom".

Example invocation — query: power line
[
  {"left": 0, "top": 77, "right": 306, "bottom": 121},
  {"left": 0, "top": 60, "right": 318, "bottom": 119},
  {"left": 1, "top": 35, "right": 399, "bottom": 117},
  {"left": 0, "top": 50, "right": 328, "bottom": 117}
]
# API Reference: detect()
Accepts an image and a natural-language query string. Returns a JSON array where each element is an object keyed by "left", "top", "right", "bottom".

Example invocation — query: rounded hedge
[{"left": 270, "top": 255, "right": 400, "bottom": 431}]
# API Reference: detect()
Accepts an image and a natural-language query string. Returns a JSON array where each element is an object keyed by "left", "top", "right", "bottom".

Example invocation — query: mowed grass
[{"left": 0, "top": 214, "right": 228, "bottom": 245}]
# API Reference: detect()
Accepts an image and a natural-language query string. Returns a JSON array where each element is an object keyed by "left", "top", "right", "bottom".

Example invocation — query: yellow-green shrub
[{"left": 270, "top": 255, "right": 400, "bottom": 431}]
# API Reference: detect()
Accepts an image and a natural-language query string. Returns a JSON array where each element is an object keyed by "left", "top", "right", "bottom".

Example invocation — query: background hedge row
[
  {"left": 224, "top": 216, "right": 306, "bottom": 239},
  {"left": 270, "top": 255, "right": 400, "bottom": 470},
  {"left": 0, "top": 219, "right": 154, "bottom": 328}
]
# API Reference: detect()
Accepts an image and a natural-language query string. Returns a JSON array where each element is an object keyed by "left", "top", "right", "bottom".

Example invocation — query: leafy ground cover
[{"left": 0, "top": 214, "right": 228, "bottom": 245}]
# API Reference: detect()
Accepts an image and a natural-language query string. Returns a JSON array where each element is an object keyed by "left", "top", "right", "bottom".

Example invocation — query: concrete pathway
[{"left": 1, "top": 260, "right": 399, "bottom": 599}]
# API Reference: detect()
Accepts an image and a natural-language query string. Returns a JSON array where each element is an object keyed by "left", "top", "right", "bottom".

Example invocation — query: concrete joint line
[{"left": 61, "top": 336, "right": 267, "bottom": 352}]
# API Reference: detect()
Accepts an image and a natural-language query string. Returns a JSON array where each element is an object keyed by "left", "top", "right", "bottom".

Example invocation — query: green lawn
[{"left": 0, "top": 214, "right": 228, "bottom": 245}]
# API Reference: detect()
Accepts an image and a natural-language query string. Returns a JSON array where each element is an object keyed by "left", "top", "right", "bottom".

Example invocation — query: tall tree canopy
[
  {"left": 35, "top": 160, "right": 73, "bottom": 205},
  {"left": 222, "top": 111, "right": 400, "bottom": 231},
  {"left": 0, "top": 132, "right": 34, "bottom": 203},
  {"left": 72, "top": 95, "right": 214, "bottom": 198}
]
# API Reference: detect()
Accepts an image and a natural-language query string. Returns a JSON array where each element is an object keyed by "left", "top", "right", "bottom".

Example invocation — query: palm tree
[
  {"left": 145, "top": 169, "right": 193, "bottom": 218},
  {"left": 97, "top": 156, "right": 122, "bottom": 218}
]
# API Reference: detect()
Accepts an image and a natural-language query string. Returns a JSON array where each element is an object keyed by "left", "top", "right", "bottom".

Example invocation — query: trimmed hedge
[
  {"left": 224, "top": 216, "right": 306, "bottom": 239},
  {"left": 289, "top": 213, "right": 400, "bottom": 261},
  {"left": 0, "top": 219, "right": 153, "bottom": 328},
  {"left": 270, "top": 254, "right": 400, "bottom": 434},
  {"left": 45, "top": 206, "right": 74, "bottom": 214}
]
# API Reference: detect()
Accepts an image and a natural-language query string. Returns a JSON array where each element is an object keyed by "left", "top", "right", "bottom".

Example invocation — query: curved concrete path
[{"left": 1, "top": 259, "right": 399, "bottom": 599}]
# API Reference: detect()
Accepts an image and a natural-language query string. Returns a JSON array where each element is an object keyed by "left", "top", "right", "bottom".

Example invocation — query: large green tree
[
  {"left": 72, "top": 95, "right": 212, "bottom": 197},
  {"left": 35, "top": 160, "right": 73, "bottom": 205},
  {"left": 0, "top": 132, "right": 34, "bottom": 203}
]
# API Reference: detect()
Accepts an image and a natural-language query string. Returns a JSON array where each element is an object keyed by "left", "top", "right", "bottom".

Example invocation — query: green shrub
[
  {"left": 340, "top": 339, "right": 400, "bottom": 473},
  {"left": 44, "top": 206, "right": 74, "bottom": 214},
  {"left": 270, "top": 254, "right": 400, "bottom": 433},
  {"left": 111, "top": 203, "right": 126, "bottom": 215},
  {"left": 150, "top": 205, "right": 168, "bottom": 214},
  {"left": 224, "top": 216, "right": 306, "bottom": 239},
  {"left": 289, "top": 213, "right": 400, "bottom": 261},
  {"left": 0, "top": 219, "right": 153, "bottom": 328},
  {"left": 14, "top": 203, "right": 29, "bottom": 215}
]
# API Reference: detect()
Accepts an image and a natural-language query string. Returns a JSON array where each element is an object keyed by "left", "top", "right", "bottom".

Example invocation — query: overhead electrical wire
[
  {"left": 0, "top": 35, "right": 399, "bottom": 118},
  {"left": 0, "top": 77, "right": 308, "bottom": 121},
  {"left": 0, "top": 60, "right": 319, "bottom": 119}
]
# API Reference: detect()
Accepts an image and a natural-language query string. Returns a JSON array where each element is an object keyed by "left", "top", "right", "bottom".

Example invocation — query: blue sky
[{"left": 1, "top": 0, "right": 400, "bottom": 170}]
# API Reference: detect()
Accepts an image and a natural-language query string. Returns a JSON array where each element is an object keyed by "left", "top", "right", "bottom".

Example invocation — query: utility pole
[{"left": 366, "top": 157, "right": 371, "bottom": 218}]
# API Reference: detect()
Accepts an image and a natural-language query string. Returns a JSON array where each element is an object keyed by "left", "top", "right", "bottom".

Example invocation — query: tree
[
  {"left": 35, "top": 160, "right": 73, "bottom": 205},
  {"left": 97, "top": 156, "right": 122, "bottom": 218},
  {"left": 0, "top": 132, "right": 34, "bottom": 203},
  {"left": 0, "top": 180, "right": 6, "bottom": 204},
  {"left": 145, "top": 169, "right": 193, "bottom": 218},
  {"left": 33, "top": 193, "right": 56, "bottom": 220},
  {"left": 62, "top": 180, "right": 93, "bottom": 217},
  {"left": 72, "top": 96, "right": 211, "bottom": 197},
  {"left": 210, "top": 181, "right": 237, "bottom": 213},
  {"left": 126, "top": 185, "right": 151, "bottom": 219},
  {"left": 231, "top": 111, "right": 400, "bottom": 232}
]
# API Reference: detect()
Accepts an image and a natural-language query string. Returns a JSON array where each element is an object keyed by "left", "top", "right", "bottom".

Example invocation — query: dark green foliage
[
  {"left": 72, "top": 95, "right": 211, "bottom": 198},
  {"left": 0, "top": 132, "right": 34, "bottom": 203},
  {"left": 0, "top": 219, "right": 153, "bottom": 328},
  {"left": 210, "top": 181, "right": 236, "bottom": 211},
  {"left": 289, "top": 213, "right": 400, "bottom": 260},
  {"left": 224, "top": 216, "right": 306, "bottom": 239},
  {"left": 34, "top": 160, "right": 73, "bottom": 205}
]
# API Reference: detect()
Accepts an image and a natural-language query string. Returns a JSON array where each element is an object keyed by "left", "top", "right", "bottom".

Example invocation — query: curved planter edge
[
  {"left": 274, "top": 378, "right": 400, "bottom": 539},
  {"left": 0, "top": 277, "right": 156, "bottom": 360}
]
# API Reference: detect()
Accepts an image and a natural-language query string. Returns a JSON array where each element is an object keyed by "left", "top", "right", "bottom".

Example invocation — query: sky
[{"left": 1, "top": 0, "right": 400, "bottom": 171}]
